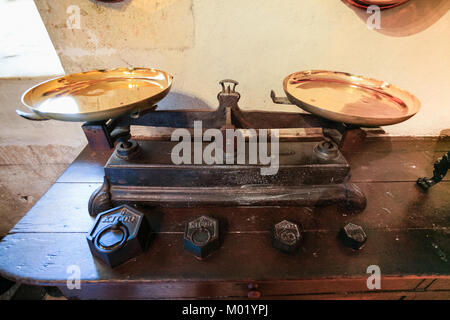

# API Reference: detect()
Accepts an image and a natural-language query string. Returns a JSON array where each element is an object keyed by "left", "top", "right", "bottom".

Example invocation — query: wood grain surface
[{"left": 0, "top": 137, "right": 449, "bottom": 299}]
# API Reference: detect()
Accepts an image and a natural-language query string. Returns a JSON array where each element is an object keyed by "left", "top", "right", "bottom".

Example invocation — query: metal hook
[
  {"left": 16, "top": 109, "right": 49, "bottom": 121},
  {"left": 270, "top": 90, "right": 293, "bottom": 105},
  {"left": 219, "top": 79, "right": 239, "bottom": 92}
]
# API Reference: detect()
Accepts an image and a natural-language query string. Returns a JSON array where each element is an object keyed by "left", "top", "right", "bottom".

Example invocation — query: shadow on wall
[
  {"left": 440, "top": 129, "right": 450, "bottom": 138},
  {"left": 88, "top": 0, "right": 132, "bottom": 11},
  {"left": 155, "top": 91, "right": 212, "bottom": 110},
  {"left": 342, "top": 0, "right": 450, "bottom": 37},
  {"left": 88, "top": 0, "right": 180, "bottom": 12}
]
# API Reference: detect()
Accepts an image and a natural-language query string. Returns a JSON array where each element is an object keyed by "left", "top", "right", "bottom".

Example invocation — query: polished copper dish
[
  {"left": 17, "top": 67, "right": 173, "bottom": 122},
  {"left": 343, "top": 0, "right": 410, "bottom": 9},
  {"left": 283, "top": 70, "right": 421, "bottom": 126}
]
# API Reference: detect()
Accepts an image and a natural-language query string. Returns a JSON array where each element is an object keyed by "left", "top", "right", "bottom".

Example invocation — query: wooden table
[{"left": 0, "top": 137, "right": 449, "bottom": 299}]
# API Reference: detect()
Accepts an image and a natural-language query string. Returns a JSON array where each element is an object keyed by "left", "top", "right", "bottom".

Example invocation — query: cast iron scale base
[{"left": 86, "top": 80, "right": 367, "bottom": 217}]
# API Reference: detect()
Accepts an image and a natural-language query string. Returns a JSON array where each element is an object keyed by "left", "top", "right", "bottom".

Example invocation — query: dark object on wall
[
  {"left": 339, "top": 223, "right": 367, "bottom": 250},
  {"left": 343, "top": 0, "right": 410, "bottom": 10},
  {"left": 417, "top": 152, "right": 450, "bottom": 190},
  {"left": 272, "top": 220, "right": 302, "bottom": 254},
  {"left": 184, "top": 216, "right": 220, "bottom": 259},
  {"left": 86, "top": 205, "right": 151, "bottom": 267}
]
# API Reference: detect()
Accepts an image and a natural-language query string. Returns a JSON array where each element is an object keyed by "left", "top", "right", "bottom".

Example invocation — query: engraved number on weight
[{"left": 103, "top": 215, "right": 136, "bottom": 224}]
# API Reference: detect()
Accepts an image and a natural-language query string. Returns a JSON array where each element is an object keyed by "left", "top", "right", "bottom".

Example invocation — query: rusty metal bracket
[
  {"left": 270, "top": 90, "right": 292, "bottom": 105},
  {"left": 417, "top": 151, "right": 450, "bottom": 191}
]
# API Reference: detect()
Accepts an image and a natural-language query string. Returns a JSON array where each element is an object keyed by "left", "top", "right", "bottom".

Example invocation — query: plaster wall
[{"left": 34, "top": 0, "right": 450, "bottom": 136}]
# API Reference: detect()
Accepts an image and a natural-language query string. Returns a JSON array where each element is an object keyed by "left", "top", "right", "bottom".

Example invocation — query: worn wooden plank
[
  {"left": 348, "top": 150, "right": 450, "bottom": 182},
  {"left": 342, "top": 136, "right": 450, "bottom": 182},
  {"left": 11, "top": 181, "right": 450, "bottom": 234},
  {"left": 0, "top": 229, "right": 448, "bottom": 286},
  {"left": 56, "top": 147, "right": 111, "bottom": 184},
  {"left": 0, "top": 163, "right": 70, "bottom": 237},
  {"left": 362, "top": 136, "right": 450, "bottom": 153},
  {"left": 1, "top": 137, "right": 449, "bottom": 299},
  {"left": 0, "top": 145, "right": 81, "bottom": 166},
  {"left": 10, "top": 183, "right": 100, "bottom": 233},
  {"left": 264, "top": 291, "right": 450, "bottom": 300},
  {"left": 58, "top": 283, "right": 450, "bottom": 300},
  {"left": 56, "top": 278, "right": 430, "bottom": 300},
  {"left": 427, "top": 278, "right": 450, "bottom": 291}
]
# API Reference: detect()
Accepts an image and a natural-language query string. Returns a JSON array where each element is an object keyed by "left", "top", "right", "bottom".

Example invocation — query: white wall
[
  {"left": 34, "top": 0, "right": 450, "bottom": 136},
  {"left": 0, "top": 0, "right": 63, "bottom": 77}
]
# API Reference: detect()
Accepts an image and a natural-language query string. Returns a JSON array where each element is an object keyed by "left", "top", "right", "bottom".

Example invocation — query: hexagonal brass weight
[
  {"left": 272, "top": 220, "right": 302, "bottom": 253},
  {"left": 184, "top": 216, "right": 220, "bottom": 259},
  {"left": 339, "top": 223, "right": 367, "bottom": 250},
  {"left": 86, "top": 205, "right": 151, "bottom": 268}
]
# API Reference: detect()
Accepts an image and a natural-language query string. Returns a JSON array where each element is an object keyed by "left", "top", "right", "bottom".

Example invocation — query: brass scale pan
[
  {"left": 17, "top": 68, "right": 420, "bottom": 127},
  {"left": 17, "top": 67, "right": 173, "bottom": 122},
  {"left": 283, "top": 70, "right": 421, "bottom": 127}
]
